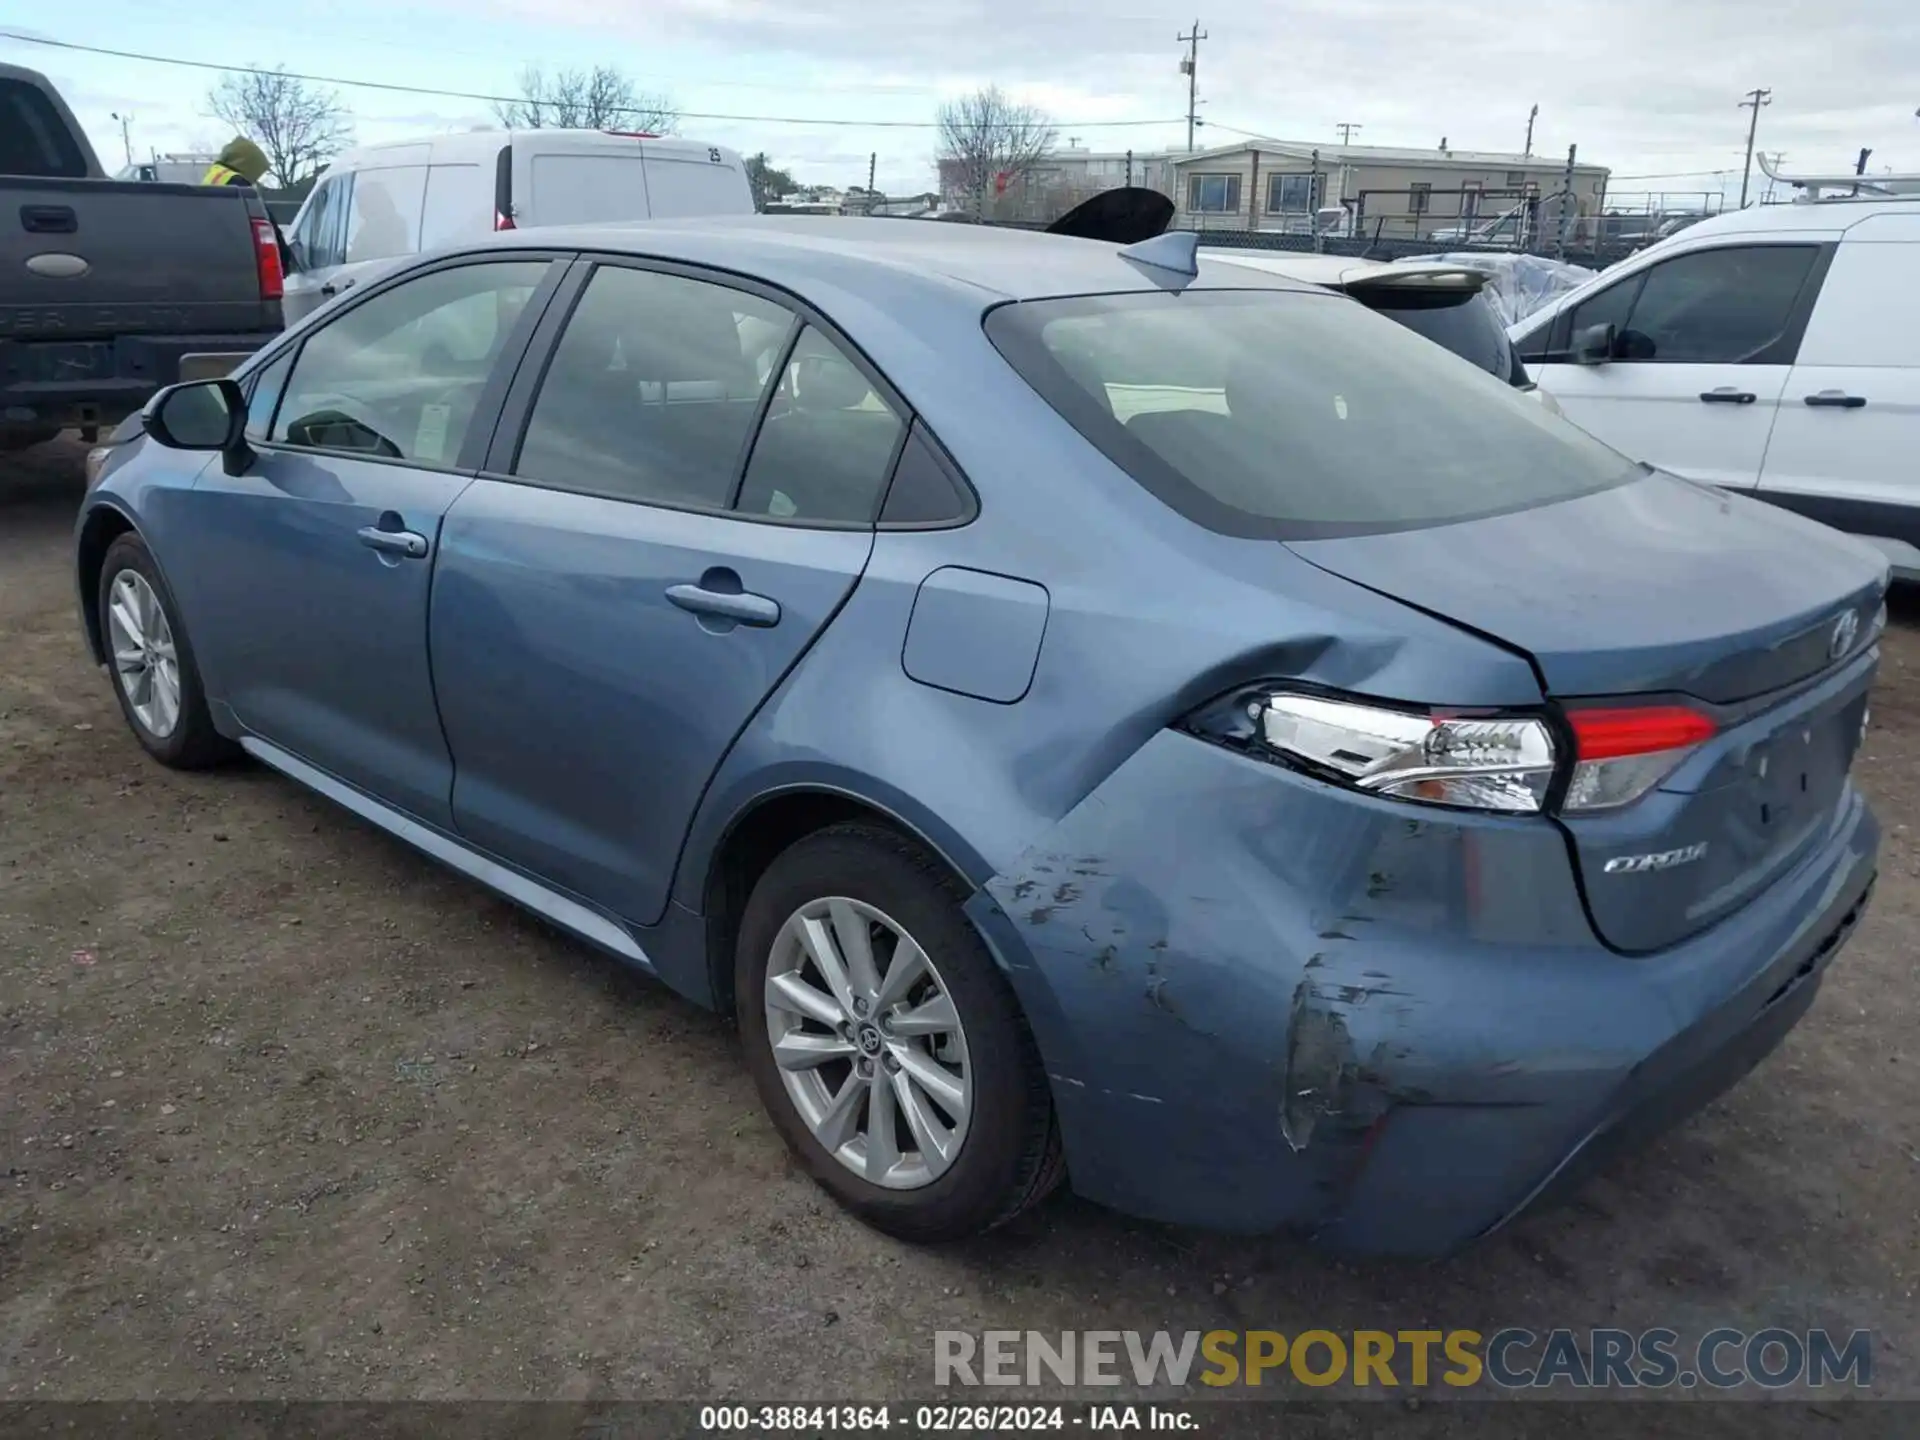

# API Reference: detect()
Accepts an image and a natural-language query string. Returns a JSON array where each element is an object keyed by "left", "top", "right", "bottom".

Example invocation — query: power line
[{"left": 0, "top": 30, "right": 1185, "bottom": 130}]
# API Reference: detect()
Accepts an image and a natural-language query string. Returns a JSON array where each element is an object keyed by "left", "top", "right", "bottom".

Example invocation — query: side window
[
  {"left": 1613, "top": 245, "right": 1819, "bottom": 364},
  {"left": 513, "top": 266, "right": 794, "bottom": 508},
  {"left": 289, "top": 178, "right": 336, "bottom": 271},
  {"left": 344, "top": 166, "right": 428, "bottom": 265},
  {"left": 244, "top": 350, "right": 294, "bottom": 441},
  {"left": 1560, "top": 272, "right": 1643, "bottom": 354},
  {"left": 420, "top": 164, "right": 487, "bottom": 252},
  {"left": 735, "top": 327, "right": 906, "bottom": 523},
  {"left": 272, "top": 260, "right": 550, "bottom": 466}
]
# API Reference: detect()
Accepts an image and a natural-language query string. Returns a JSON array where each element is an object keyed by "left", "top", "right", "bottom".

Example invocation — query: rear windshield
[
  {"left": 1355, "top": 286, "right": 1524, "bottom": 384},
  {"left": 0, "top": 79, "right": 89, "bottom": 178},
  {"left": 985, "top": 288, "right": 1637, "bottom": 540}
]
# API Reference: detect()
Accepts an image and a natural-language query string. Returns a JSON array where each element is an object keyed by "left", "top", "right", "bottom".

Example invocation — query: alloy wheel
[
  {"left": 107, "top": 570, "right": 182, "bottom": 739},
  {"left": 762, "top": 896, "right": 973, "bottom": 1189}
]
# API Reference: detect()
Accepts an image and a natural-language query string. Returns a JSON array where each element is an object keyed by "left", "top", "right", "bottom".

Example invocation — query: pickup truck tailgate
[{"left": 3, "top": 178, "right": 276, "bottom": 342}]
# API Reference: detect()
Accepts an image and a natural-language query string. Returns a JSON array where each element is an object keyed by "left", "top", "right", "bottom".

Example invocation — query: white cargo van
[
  {"left": 280, "top": 129, "right": 755, "bottom": 322},
  {"left": 1513, "top": 159, "right": 1920, "bottom": 578}
]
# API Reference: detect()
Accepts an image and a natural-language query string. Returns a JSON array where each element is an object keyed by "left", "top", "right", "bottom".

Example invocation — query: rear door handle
[
  {"left": 1699, "top": 388, "right": 1756, "bottom": 405},
  {"left": 666, "top": 581, "right": 780, "bottom": 627},
  {"left": 1804, "top": 391, "right": 1867, "bottom": 409},
  {"left": 356, "top": 525, "right": 429, "bottom": 559}
]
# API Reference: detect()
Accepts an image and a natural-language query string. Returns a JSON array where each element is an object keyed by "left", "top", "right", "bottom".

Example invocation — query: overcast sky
[{"left": 6, "top": 0, "right": 1918, "bottom": 202}]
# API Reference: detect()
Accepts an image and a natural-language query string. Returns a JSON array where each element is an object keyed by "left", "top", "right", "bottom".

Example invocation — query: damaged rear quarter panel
[{"left": 976, "top": 728, "right": 1666, "bottom": 1235}]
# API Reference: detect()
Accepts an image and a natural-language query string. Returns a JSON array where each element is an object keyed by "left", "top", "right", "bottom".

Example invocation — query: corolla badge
[
  {"left": 1604, "top": 842, "right": 1709, "bottom": 875},
  {"left": 1829, "top": 608, "right": 1859, "bottom": 661}
]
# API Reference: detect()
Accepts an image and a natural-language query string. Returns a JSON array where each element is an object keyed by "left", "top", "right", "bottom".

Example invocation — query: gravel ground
[{"left": 3, "top": 437, "right": 1917, "bottom": 1423}]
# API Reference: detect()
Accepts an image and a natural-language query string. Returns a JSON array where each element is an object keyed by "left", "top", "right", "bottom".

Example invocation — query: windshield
[{"left": 985, "top": 288, "right": 1639, "bottom": 540}]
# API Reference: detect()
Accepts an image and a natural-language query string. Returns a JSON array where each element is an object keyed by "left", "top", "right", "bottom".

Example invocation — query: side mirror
[
  {"left": 142, "top": 378, "right": 253, "bottom": 475},
  {"left": 1572, "top": 322, "right": 1616, "bottom": 366}
]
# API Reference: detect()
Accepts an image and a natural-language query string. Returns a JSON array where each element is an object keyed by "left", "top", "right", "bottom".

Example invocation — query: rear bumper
[
  {"left": 972, "top": 729, "right": 1880, "bottom": 1256},
  {"left": 1, "top": 331, "right": 275, "bottom": 430}
]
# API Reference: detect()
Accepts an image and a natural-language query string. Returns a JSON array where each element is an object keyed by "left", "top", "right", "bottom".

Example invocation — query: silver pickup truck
[{"left": 1, "top": 62, "right": 283, "bottom": 450}]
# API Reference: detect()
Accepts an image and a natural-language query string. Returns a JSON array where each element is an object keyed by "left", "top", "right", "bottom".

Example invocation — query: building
[
  {"left": 937, "top": 148, "right": 1173, "bottom": 223},
  {"left": 1163, "top": 139, "right": 1611, "bottom": 244}
]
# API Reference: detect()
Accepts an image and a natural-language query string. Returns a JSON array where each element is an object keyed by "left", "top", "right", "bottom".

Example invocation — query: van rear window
[
  {"left": 984, "top": 289, "right": 1638, "bottom": 540},
  {"left": 0, "top": 79, "right": 89, "bottom": 178}
]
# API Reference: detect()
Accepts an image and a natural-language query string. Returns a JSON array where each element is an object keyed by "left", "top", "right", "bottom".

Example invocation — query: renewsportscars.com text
[{"left": 934, "top": 1328, "right": 1873, "bottom": 1391}]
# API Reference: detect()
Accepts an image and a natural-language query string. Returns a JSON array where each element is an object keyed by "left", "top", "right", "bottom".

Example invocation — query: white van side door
[
  {"left": 639, "top": 139, "right": 754, "bottom": 218},
  {"left": 1758, "top": 217, "right": 1920, "bottom": 575}
]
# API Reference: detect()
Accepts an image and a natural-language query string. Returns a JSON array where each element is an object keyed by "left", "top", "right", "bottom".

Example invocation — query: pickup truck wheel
[
  {"left": 736, "top": 823, "right": 1064, "bottom": 1242},
  {"left": 97, "top": 534, "right": 233, "bottom": 770}
]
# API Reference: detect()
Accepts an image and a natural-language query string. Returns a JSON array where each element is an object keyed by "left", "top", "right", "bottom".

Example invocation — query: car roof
[
  {"left": 1634, "top": 196, "right": 1920, "bottom": 249},
  {"left": 479, "top": 215, "right": 1322, "bottom": 305}
]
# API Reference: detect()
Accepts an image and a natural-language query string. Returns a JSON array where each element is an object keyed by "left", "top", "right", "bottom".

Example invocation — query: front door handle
[
  {"left": 666, "top": 580, "right": 780, "bottom": 628},
  {"left": 1699, "top": 387, "right": 1757, "bottom": 405},
  {"left": 357, "top": 525, "right": 428, "bottom": 559},
  {"left": 1804, "top": 391, "right": 1867, "bottom": 409}
]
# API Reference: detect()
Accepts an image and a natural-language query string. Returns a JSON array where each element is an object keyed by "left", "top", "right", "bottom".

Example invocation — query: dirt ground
[{"left": 3, "top": 437, "right": 1917, "bottom": 1418}]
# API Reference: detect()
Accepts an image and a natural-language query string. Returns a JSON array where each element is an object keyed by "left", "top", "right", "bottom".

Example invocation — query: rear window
[
  {"left": 0, "top": 79, "right": 89, "bottom": 178},
  {"left": 984, "top": 289, "right": 1638, "bottom": 540},
  {"left": 1354, "top": 287, "right": 1522, "bottom": 383}
]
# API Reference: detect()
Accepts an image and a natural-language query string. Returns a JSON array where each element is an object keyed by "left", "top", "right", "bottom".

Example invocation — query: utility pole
[
  {"left": 1335, "top": 121, "right": 1363, "bottom": 146},
  {"left": 1177, "top": 21, "right": 1207, "bottom": 152},
  {"left": 1125, "top": 148, "right": 1134, "bottom": 186},
  {"left": 1853, "top": 146, "right": 1871, "bottom": 197},
  {"left": 1524, "top": 104, "right": 1538, "bottom": 157},
  {"left": 1737, "top": 87, "right": 1772, "bottom": 208},
  {"left": 867, "top": 151, "right": 877, "bottom": 214},
  {"left": 111, "top": 111, "right": 134, "bottom": 167}
]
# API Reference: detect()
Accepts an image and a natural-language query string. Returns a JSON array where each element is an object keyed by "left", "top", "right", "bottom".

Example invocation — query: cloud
[{"left": 440, "top": 0, "right": 1920, "bottom": 178}]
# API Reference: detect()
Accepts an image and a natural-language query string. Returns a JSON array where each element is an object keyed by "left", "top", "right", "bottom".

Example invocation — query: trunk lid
[{"left": 1289, "top": 473, "right": 1885, "bottom": 951}]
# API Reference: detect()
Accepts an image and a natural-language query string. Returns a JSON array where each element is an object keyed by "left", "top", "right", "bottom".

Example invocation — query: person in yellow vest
[{"left": 201, "top": 137, "right": 269, "bottom": 188}]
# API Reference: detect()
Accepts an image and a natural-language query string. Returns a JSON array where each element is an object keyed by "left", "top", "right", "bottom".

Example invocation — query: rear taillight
[
  {"left": 494, "top": 210, "right": 516, "bottom": 231},
  {"left": 1191, "top": 691, "right": 1559, "bottom": 814},
  {"left": 1563, "top": 703, "right": 1717, "bottom": 812},
  {"left": 1186, "top": 689, "right": 1720, "bottom": 817},
  {"left": 251, "top": 216, "right": 283, "bottom": 300}
]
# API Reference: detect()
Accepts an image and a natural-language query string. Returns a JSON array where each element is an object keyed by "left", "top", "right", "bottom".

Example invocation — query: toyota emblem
[{"left": 1829, "top": 609, "right": 1859, "bottom": 660}]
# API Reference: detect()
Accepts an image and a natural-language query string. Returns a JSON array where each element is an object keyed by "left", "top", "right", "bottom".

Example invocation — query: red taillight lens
[
  {"left": 493, "top": 210, "right": 516, "bottom": 231},
  {"left": 1564, "top": 704, "right": 1717, "bottom": 812},
  {"left": 251, "top": 217, "right": 283, "bottom": 300},
  {"left": 1568, "top": 705, "right": 1717, "bottom": 760}
]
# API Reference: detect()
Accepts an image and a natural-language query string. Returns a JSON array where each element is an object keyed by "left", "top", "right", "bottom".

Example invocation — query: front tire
[
  {"left": 98, "top": 533, "right": 233, "bottom": 770},
  {"left": 736, "top": 823, "right": 1064, "bottom": 1241}
]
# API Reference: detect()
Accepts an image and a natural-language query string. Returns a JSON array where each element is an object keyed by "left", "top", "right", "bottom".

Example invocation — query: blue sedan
[{"left": 76, "top": 218, "right": 1884, "bottom": 1253}]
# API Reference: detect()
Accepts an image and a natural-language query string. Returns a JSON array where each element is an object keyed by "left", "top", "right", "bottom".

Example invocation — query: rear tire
[
  {"left": 736, "top": 822, "right": 1064, "bottom": 1241},
  {"left": 98, "top": 533, "right": 234, "bottom": 770}
]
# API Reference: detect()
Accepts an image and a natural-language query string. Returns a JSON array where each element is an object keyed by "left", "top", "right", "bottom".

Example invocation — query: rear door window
[
  {"left": 511, "top": 264, "right": 794, "bottom": 508},
  {"left": 0, "top": 79, "right": 88, "bottom": 177},
  {"left": 344, "top": 166, "right": 428, "bottom": 264},
  {"left": 986, "top": 288, "right": 1639, "bottom": 540},
  {"left": 735, "top": 326, "right": 906, "bottom": 522},
  {"left": 420, "top": 163, "right": 487, "bottom": 251},
  {"left": 1351, "top": 288, "right": 1518, "bottom": 381}
]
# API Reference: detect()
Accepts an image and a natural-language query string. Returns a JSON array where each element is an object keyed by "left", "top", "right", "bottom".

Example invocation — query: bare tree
[
  {"left": 936, "top": 86, "right": 1057, "bottom": 214},
  {"left": 493, "top": 65, "right": 677, "bottom": 133},
  {"left": 207, "top": 67, "right": 354, "bottom": 188}
]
